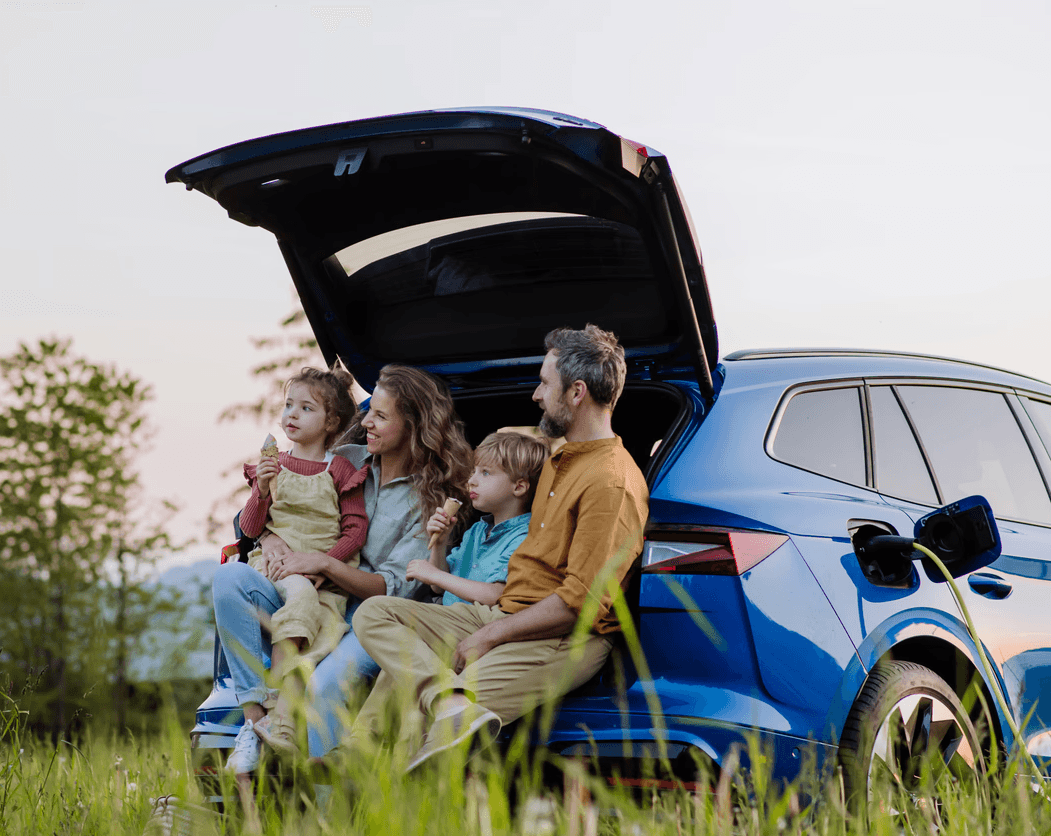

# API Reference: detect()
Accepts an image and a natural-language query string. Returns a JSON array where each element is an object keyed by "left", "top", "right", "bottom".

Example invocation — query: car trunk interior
[{"left": 452, "top": 380, "right": 689, "bottom": 483}]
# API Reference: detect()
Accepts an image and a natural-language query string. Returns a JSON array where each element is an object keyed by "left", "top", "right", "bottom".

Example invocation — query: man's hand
[
  {"left": 450, "top": 594, "right": 578, "bottom": 675},
  {"left": 406, "top": 559, "right": 442, "bottom": 586},
  {"left": 453, "top": 623, "right": 499, "bottom": 674}
]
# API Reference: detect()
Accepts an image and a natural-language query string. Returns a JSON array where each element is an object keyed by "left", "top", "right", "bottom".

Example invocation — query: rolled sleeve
[
  {"left": 554, "top": 481, "right": 644, "bottom": 620},
  {"left": 444, "top": 544, "right": 465, "bottom": 578},
  {"left": 371, "top": 510, "right": 431, "bottom": 599}
]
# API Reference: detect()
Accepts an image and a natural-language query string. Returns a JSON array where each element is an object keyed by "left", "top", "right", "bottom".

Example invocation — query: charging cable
[{"left": 912, "top": 542, "right": 1045, "bottom": 785}]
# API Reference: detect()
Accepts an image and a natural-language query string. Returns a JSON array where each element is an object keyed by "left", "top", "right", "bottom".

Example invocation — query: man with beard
[{"left": 345, "top": 324, "right": 649, "bottom": 770}]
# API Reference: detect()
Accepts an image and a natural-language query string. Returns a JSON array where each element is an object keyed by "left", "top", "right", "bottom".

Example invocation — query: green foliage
[
  {"left": 0, "top": 338, "right": 145, "bottom": 574},
  {"left": 0, "top": 338, "right": 179, "bottom": 739}
]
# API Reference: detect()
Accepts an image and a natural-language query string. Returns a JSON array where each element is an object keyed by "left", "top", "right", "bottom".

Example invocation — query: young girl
[{"left": 237, "top": 366, "right": 367, "bottom": 757}]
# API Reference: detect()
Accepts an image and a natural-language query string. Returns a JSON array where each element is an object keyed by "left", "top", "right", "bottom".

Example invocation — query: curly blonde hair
[{"left": 349, "top": 365, "right": 473, "bottom": 538}]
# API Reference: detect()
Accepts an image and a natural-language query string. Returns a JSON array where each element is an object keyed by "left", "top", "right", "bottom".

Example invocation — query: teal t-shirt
[{"left": 442, "top": 512, "right": 531, "bottom": 606}]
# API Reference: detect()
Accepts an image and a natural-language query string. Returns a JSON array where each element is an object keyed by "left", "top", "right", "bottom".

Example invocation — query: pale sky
[{"left": 3, "top": 0, "right": 1050, "bottom": 570}]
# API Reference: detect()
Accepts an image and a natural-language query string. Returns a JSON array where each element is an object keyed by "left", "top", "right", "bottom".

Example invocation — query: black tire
[{"left": 839, "top": 661, "right": 988, "bottom": 818}]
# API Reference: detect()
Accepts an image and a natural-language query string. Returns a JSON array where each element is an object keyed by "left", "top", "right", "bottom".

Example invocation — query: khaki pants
[
  {"left": 351, "top": 597, "right": 613, "bottom": 746},
  {"left": 247, "top": 550, "right": 349, "bottom": 675}
]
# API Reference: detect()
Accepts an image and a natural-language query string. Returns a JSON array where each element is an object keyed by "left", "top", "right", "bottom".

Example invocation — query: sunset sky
[{"left": 3, "top": 0, "right": 1050, "bottom": 569}]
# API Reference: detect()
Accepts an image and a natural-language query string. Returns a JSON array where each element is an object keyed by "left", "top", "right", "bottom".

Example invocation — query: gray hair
[{"left": 544, "top": 324, "right": 626, "bottom": 409}]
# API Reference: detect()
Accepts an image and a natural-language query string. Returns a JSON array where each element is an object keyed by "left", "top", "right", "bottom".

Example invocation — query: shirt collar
[
  {"left": 486, "top": 512, "right": 531, "bottom": 537},
  {"left": 363, "top": 452, "right": 414, "bottom": 487},
  {"left": 550, "top": 435, "right": 622, "bottom": 464}
]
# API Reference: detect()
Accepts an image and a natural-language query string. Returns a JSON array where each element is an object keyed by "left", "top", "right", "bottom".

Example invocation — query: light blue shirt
[
  {"left": 442, "top": 512, "right": 531, "bottom": 606},
  {"left": 333, "top": 443, "right": 432, "bottom": 601}
]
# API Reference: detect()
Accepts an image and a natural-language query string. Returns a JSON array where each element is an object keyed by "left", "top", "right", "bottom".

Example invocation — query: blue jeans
[{"left": 211, "top": 561, "right": 380, "bottom": 757}]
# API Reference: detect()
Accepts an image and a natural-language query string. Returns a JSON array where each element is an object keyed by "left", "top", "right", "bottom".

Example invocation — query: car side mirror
[{"left": 914, "top": 495, "right": 1001, "bottom": 583}]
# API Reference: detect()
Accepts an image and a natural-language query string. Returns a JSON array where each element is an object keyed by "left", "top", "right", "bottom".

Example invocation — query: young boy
[{"left": 405, "top": 431, "right": 549, "bottom": 605}]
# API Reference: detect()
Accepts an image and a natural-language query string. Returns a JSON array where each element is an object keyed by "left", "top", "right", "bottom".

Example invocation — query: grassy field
[
  {"left": 6, "top": 696, "right": 1051, "bottom": 836},
  {"left": 4, "top": 613, "right": 1051, "bottom": 835}
]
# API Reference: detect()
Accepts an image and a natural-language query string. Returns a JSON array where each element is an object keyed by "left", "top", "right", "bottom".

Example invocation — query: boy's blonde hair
[{"left": 475, "top": 431, "right": 551, "bottom": 503}]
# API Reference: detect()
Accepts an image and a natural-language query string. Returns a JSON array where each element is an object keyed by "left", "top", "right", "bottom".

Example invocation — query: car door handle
[{"left": 967, "top": 572, "right": 1013, "bottom": 600}]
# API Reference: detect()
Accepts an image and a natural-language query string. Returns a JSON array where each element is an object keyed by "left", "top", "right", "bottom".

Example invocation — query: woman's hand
[
  {"left": 269, "top": 551, "right": 330, "bottom": 582},
  {"left": 406, "top": 559, "right": 442, "bottom": 586},
  {"left": 256, "top": 456, "right": 281, "bottom": 498},
  {"left": 425, "top": 506, "right": 457, "bottom": 547},
  {"left": 259, "top": 532, "right": 292, "bottom": 564}
]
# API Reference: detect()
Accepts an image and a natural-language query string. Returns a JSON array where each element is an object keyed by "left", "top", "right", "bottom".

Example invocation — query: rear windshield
[{"left": 321, "top": 213, "right": 678, "bottom": 364}]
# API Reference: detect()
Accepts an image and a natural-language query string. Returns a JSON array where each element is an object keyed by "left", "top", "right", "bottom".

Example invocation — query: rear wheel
[{"left": 839, "top": 661, "right": 989, "bottom": 822}]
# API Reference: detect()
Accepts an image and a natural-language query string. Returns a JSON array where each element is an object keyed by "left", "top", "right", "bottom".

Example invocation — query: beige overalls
[{"left": 247, "top": 453, "right": 361, "bottom": 676}]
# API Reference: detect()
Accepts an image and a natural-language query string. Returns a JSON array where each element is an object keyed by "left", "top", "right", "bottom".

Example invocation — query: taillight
[{"left": 642, "top": 526, "right": 788, "bottom": 576}]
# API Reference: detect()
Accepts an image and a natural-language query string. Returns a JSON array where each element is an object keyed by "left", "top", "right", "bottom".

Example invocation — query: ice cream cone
[
  {"left": 261, "top": 433, "right": 280, "bottom": 459},
  {"left": 428, "top": 497, "right": 463, "bottom": 549}
]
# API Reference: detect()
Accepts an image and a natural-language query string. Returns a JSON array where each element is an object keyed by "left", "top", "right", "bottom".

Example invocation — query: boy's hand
[
  {"left": 425, "top": 506, "right": 457, "bottom": 546},
  {"left": 406, "top": 559, "right": 442, "bottom": 585},
  {"left": 256, "top": 455, "right": 281, "bottom": 498}
]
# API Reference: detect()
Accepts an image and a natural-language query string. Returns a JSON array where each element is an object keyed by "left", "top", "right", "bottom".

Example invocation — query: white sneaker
[{"left": 226, "top": 719, "right": 262, "bottom": 774}]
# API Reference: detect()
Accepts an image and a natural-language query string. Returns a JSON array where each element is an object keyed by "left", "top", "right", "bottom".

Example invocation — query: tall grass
[
  {"left": 4, "top": 689, "right": 1051, "bottom": 834},
  {"left": 5, "top": 566, "right": 1051, "bottom": 834}
]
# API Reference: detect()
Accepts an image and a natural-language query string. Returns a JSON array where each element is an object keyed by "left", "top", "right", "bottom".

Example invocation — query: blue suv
[{"left": 167, "top": 108, "right": 1051, "bottom": 802}]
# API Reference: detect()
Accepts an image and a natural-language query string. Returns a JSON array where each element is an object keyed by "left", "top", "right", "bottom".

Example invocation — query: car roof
[{"left": 719, "top": 348, "right": 1051, "bottom": 396}]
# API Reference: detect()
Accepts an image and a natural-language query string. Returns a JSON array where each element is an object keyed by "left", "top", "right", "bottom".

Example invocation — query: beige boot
[{"left": 254, "top": 697, "right": 298, "bottom": 757}]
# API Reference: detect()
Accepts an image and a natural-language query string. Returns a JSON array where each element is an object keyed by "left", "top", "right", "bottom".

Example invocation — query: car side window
[
  {"left": 772, "top": 387, "right": 865, "bottom": 486},
  {"left": 897, "top": 386, "right": 1051, "bottom": 523},
  {"left": 869, "top": 386, "right": 939, "bottom": 506}
]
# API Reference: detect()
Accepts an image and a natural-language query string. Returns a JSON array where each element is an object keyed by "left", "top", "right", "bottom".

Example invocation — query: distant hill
[{"left": 130, "top": 558, "right": 217, "bottom": 682}]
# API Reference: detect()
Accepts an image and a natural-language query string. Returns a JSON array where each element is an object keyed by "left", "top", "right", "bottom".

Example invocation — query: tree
[{"left": 0, "top": 338, "right": 176, "bottom": 739}]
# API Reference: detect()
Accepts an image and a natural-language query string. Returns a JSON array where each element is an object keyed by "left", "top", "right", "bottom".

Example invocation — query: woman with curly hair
[{"left": 213, "top": 364, "right": 473, "bottom": 771}]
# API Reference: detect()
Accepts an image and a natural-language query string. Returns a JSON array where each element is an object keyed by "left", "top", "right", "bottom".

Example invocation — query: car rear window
[
  {"left": 772, "top": 387, "right": 866, "bottom": 486},
  {"left": 322, "top": 213, "right": 676, "bottom": 364}
]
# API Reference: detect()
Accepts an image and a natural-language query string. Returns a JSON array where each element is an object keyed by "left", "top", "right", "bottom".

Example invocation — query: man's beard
[{"left": 539, "top": 399, "right": 572, "bottom": 439}]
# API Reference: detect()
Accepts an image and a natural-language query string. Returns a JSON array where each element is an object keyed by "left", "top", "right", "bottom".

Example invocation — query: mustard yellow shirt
[{"left": 498, "top": 435, "right": 649, "bottom": 634}]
